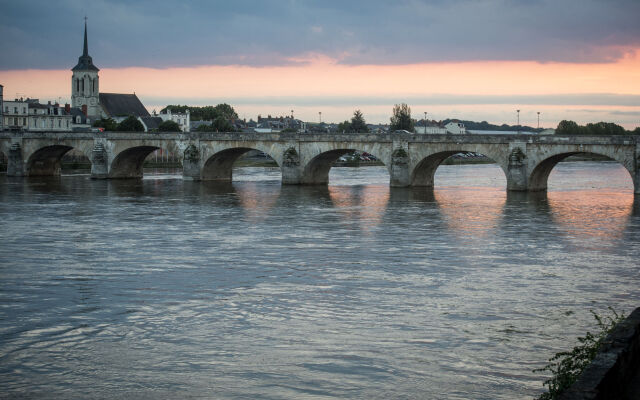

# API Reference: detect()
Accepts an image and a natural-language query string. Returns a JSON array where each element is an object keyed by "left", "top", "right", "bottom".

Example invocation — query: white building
[
  {"left": 157, "top": 108, "right": 190, "bottom": 132},
  {"left": 415, "top": 121, "right": 447, "bottom": 134},
  {"left": 3, "top": 99, "right": 29, "bottom": 130},
  {"left": 27, "top": 100, "right": 72, "bottom": 131},
  {"left": 445, "top": 121, "right": 467, "bottom": 134}
]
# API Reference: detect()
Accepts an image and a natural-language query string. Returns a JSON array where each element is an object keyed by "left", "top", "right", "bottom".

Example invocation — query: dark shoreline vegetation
[{"left": 534, "top": 308, "right": 626, "bottom": 400}]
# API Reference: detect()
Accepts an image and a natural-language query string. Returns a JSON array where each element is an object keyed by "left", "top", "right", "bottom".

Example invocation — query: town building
[
  {"left": 3, "top": 99, "right": 29, "bottom": 131},
  {"left": 157, "top": 108, "right": 190, "bottom": 132},
  {"left": 444, "top": 121, "right": 467, "bottom": 134},
  {"left": 138, "top": 116, "right": 163, "bottom": 132},
  {"left": 99, "top": 93, "right": 150, "bottom": 122},
  {"left": 415, "top": 120, "right": 447, "bottom": 134},
  {"left": 26, "top": 99, "right": 72, "bottom": 131}
]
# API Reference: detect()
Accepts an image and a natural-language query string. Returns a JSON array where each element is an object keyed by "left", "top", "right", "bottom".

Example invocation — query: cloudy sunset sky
[{"left": 1, "top": 0, "right": 639, "bottom": 128}]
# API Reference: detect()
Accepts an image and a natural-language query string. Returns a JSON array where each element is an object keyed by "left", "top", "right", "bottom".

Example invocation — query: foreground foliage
[{"left": 534, "top": 308, "right": 625, "bottom": 400}]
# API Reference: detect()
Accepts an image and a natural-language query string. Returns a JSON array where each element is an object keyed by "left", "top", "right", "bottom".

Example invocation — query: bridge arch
[
  {"left": 25, "top": 144, "right": 92, "bottom": 176},
  {"left": 528, "top": 150, "right": 635, "bottom": 192},
  {"left": 201, "top": 146, "right": 281, "bottom": 181},
  {"left": 300, "top": 143, "right": 391, "bottom": 185},
  {"left": 109, "top": 145, "right": 161, "bottom": 178},
  {"left": 410, "top": 145, "right": 509, "bottom": 188}
]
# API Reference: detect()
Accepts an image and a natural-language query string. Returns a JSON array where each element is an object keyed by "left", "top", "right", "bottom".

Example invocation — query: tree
[
  {"left": 337, "top": 120, "right": 351, "bottom": 133},
  {"left": 350, "top": 110, "right": 369, "bottom": 133},
  {"left": 556, "top": 120, "right": 581, "bottom": 135},
  {"left": 214, "top": 103, "right": 238, "bottom": 120},
  {"left": 390, "top": 103, "right": 414, "bottom": 132},
  {"left": 117, "top": 116, "right": 144, "bottom": 132},
  {"left": 633, "top": 127, "right": 640, "bottom": 134},
  {"left": 93, "top": 118, "right": 118, "bottom": 131},
  {"left": 158, "top": 120, "right": 181, "bottom": 132},
  {"left": 195, "top": 123, "right": 215, "bottom": 132},
  {"left": 160, "top": 103, "right": 238, "bottom": 122},
  {"left": 557, "top": 120, "right": 627, "bottom": 136},
  {"left": 212, "top": 116, "right": 234, "bottom": 132},
  {"left": 584, "top": 122, "right": 625, "bottom": 136}
]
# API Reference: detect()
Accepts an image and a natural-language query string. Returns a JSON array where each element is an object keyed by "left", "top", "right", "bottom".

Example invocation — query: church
[{"left": 71, "top": 21, "right": 149, "bottom": 124}]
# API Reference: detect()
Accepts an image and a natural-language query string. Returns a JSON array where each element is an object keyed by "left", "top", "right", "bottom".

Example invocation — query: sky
[{"left": 1, "top": 0, "right": 639, "bottom": 128}]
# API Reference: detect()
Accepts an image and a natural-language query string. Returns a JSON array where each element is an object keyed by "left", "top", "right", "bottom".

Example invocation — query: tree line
[{"left": 556, "top": 120, "right": 639, "bottom": 135}]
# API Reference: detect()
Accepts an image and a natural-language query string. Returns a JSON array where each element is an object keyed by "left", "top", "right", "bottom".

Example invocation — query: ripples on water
[{"left": 0, "top": 162, "right": 638, "bottom": 399}]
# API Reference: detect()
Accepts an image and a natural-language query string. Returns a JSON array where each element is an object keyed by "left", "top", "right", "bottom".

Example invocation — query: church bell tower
[{"left": 71, "top": 19, "right": 101, "bottom": 120}]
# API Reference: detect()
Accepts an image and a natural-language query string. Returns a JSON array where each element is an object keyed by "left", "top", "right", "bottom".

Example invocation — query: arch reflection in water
[
  {"left": 433, "top": 188, "right": 506, "bottom": 239},
  {"left": 533, "top": 161, "right": 635, "bottom": 248},
  {"left": 328, "top": 185, "right": 390, "bottom": 233},
  {"left": 546, "top": 191, "right": 634, "bottom": 247}
]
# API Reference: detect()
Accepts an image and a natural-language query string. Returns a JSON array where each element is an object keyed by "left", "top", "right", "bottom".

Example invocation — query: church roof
[
  {"left": 99, "top": 93, "right": 150, "bottom": 117},
  {"left": 140, "top": 116, "right": 163, "bottom": 130},
  {"left": 72, "top": 21, "right": 99, "bottom": 72}
]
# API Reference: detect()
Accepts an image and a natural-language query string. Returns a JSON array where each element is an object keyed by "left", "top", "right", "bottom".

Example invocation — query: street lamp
[
  {"left": 537, "top": 112, "right": 540, "bottom": 129},
  {"left": 319, "top": 111, "right": 322, "bottom": 123},
  {"left": 424, "top": 111, "right": 427, "bottom": 134},
  {"left": 516, "top": 109, "right": 520, "bottom": 133}
]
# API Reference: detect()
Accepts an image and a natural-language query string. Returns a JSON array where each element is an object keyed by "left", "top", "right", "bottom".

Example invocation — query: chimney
[
  {"left": 65, "top": 103, "right": 71, "bottom": 113},
  {"left": 81, "top": 105, "right": 87, "bottom": 116}
]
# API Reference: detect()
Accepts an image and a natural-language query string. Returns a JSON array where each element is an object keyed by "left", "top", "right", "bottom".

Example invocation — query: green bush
[
  {"left": 117, "top": 116, "right": 144, "bottom": 132},
  {"left": 534, "top": 307, "right": 625, "bottom": 400},
  {"left": 158, "top": 120, "right": 181, "bottom": 132}
]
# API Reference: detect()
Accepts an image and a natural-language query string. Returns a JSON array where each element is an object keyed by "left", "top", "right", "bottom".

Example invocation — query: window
[
  {"left": 14, "top": 107, "right": 17, "bottom": 113},
  {"left": 58, "top": 119, "right": 61, "bottom": 127},
  {"left": 23, "top": 107, "right": 26, "bottom": 114},
  {"left": 22, "top": 118, "right": 26, "bottom": 126},
  {"left": 81, "top": 79, "right": 84, "bottom": 92}
]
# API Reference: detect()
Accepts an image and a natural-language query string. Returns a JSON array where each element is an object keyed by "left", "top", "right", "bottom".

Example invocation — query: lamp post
[
  {"left": 319, "top": 111, "right": 322, "bottom": 123},
  {"left": 424, "top": 111, "right": 427, "bottom": 134},
  {"left": 537, "top": 112, "right": 540, "bottom": 129},
  {"left": 516, "top": 109, "right": 520, "bottom": 133}
]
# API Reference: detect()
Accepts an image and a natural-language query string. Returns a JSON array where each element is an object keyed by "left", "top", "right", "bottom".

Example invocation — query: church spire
[
  {"left": 83, "top": 17, "right": 89, "bottom": 57},
  {"left": 72, "top": 18, "right": 99, "bottom": 72}
]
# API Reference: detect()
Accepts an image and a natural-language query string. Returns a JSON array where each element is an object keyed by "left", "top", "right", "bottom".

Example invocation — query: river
[{"left": 0, "top": 161, "right": 638, "bottom": 399}]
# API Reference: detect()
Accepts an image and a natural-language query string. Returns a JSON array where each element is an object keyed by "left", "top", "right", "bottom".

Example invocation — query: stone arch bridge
[{"left": 1, "top": 131, "right": 638, "bottom": 193}]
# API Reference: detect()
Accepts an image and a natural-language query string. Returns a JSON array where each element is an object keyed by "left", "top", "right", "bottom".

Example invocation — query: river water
[{"left": 0, "top": 162, "right": 638, "bottom": 399}]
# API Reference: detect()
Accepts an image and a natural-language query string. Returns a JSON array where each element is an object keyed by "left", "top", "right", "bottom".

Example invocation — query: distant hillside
[{"left": 441, "top": 119, "right": 541, "bottom": 132}]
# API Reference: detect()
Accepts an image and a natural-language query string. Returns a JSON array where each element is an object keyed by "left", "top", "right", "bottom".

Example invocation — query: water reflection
[
  {"left": 324, "top": 185, "right": 389, "bottom": 233},
  {"left": 433, "top": 188, "right": 506, "bottom": 238},
  {"left": 234, "top": 182, "right": 281, "bottom": 222},
  {"left": 546, "top": 191, "right": 634, "bottom": 246}
]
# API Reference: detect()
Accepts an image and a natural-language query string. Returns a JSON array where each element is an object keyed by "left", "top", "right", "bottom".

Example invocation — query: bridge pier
[
  {"left": 390, "top": 146, "right": 410, "bottom": 187},
  {"left": 182, "top": 144, "right": 201, "bottom": 181},
  {"left": 506, "top": 145, "right": 528, "bottom": 191},
  {"left": 90, "top": 142, "right": 109, "bottom": 179},
  {"left": 7, "top": 142, "right": 25, "bottom": 177},
  {"left": 281, "top": 146, "right": 302, "bottom": 185}
]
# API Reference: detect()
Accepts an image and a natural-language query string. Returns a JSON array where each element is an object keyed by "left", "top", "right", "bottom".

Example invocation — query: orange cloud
[{"left": 2, "top": 50, "right": 639, "bottom": 127}]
